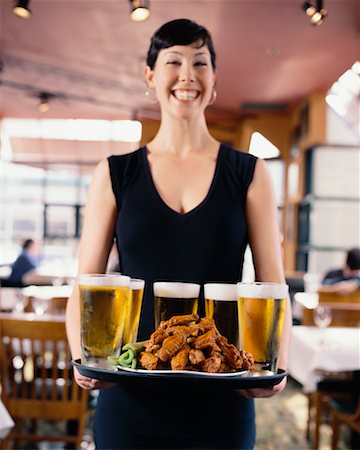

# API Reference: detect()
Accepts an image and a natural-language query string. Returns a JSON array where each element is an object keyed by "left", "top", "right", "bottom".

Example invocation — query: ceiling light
[
  {"left": 38, "top": 92, "right": 51, "bottom": 112},
  {"left": 303, "top": 2, "right": 316, "bottom": 17},
  {"left": 302, "top": 1, "right": 327, "bottom": 26},
  {"left": 12, "top": 0, "right": 32, "bottom": 19},
  {"left": 129, "top": 0, "right": 150, "bottom": 22}
]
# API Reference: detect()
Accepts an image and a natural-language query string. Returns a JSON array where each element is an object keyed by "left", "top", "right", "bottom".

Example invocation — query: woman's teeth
[{"left": 173, "top": 90, "right": 199, "bottom": 100}]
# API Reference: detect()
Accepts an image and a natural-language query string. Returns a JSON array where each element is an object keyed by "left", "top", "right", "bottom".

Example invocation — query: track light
[
  {"left": 12, "top": 0, "right": 32, "bottom": 19},
  {"left": 38, "top": 92, "right": 52, "bottom": 112},
  {"left": 129, "top": 0, "right": 150, "bottom": 22},
  {"left": 302, "top": 1, "right": 327, "bottom": 26}
]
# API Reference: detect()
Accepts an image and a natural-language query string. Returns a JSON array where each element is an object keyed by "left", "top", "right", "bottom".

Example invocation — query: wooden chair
[
  {"left": 0, "top": 316, "right": 89, "bottom": 449},
  {"left": 303, "top": 297, "right": 360, "bottom": 449},
  {"left": 307, "top": 373, "right": 357, "bottom": 449},
  {"left": 331, "top": 397, "right": 360, "bottom": 450},
  {"left": 319, "top": 289, "right": 360, "bottom": 304},
  {"left": 302, "top": 302, "right": 360, "bottom": 327}
]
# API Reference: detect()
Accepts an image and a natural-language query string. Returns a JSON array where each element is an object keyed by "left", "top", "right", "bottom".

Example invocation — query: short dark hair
[
  {"left": 146, "top": 18, "right": 216, "bottom": 70},
  {"left": 346, "top": 248, "right": 360, "bottom": 271},
  {"left": 22, "top": 239, "right": 34, "bottom": 250}
]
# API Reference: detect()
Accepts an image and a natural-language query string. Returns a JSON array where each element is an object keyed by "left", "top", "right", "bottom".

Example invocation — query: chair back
[
  {"left": 319, "top": 289, "right": 360, "bottom": 304},
  {"left": 302, "top": 302, "right": 360, "bottom": 327},
  {"left": 0, "top": 315, "right": 88, "bottom": 446}
]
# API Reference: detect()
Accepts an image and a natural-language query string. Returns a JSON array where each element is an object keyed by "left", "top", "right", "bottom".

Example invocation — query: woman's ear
[{"left": 144, "top": 66, "right": 155, "bottom": 88}]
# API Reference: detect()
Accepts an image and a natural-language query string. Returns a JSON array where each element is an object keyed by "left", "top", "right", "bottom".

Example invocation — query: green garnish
[{"left": 107, "top": 340, "right": 149, "bottom": 369}]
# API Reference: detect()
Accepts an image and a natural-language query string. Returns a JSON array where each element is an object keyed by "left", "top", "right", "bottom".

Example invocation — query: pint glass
[
  {"left": 122, "top": 278, "right": 145, "bottom": 345},
  {"left": 237, "top": 282, "right": 288, "bottom": 372},
  {"left": 204, "top": 283, "right": 239, "bottom": 346},
  {"left": 79, "top": 274, "right": 130, "bottom": 365},
  {"left": 153, "top": 281, "right": 200, "bottom": 328}
]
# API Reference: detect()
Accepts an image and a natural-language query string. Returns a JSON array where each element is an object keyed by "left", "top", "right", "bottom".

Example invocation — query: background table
[{"left": 288, "top": 326, "right": 360, "bottom": 392}]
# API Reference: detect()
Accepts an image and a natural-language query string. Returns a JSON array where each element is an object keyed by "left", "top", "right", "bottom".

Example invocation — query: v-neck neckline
[{"left": 142, "top": 144, "right": 224, "bottom": 219}]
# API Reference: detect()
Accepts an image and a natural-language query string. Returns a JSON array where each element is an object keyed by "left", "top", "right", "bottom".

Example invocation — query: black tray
[{"left": 72, "top": 359, "right": 287, "bottom": 389}]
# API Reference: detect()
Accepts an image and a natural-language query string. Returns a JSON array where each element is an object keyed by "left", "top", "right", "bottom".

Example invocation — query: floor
[{"left": 7, "top": 377, "right": 355, "bottom": 449}]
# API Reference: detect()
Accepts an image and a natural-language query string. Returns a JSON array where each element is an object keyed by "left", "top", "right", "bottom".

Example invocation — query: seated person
[
  {"left": 7, "top": 239, "right": 42, "bottom": 287},
  {"left": 321, "top": 247, "right": 360, "bottom": 295}
]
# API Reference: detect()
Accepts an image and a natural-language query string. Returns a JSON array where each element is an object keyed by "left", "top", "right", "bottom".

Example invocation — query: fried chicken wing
[
  {"left": 167, "top": 324, "right": 199, "bottom": 337},
  {"left": 139, "top": 352, "right": 158, "bottom": 370},
  {"left": 145, "top": 328, "right": 167, "bottom": 352},
  {"left": 200, "top": 355, "right": 222, "bottom": 373},
  {"left": 167, "top": 313, "right": 199, "bottom": 327},
  {"left": 170, "top": 346, "right": 190, "bottom": 370},
  {"left": 193, "top": 328, "right": 218, "bottom": 350},
  {"left": 189, "top": 348, "right": 205, "bottom": 365},
  {"left": 198, "top": 317, "right": 216, "bottom": 333},
  {"left": 217, "top": 335, "right": 243, "bottom": 369},
  {"left": 240, "top": 350, "right": 255, "bottom": 371},
  {"left": 158, "top": 333, "right": 187, "bottom": 362}
]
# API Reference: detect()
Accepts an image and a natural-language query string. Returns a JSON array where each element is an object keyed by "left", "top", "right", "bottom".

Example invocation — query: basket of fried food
[{"left": 138, "top": 313, "right": 254, "bottom": 373}]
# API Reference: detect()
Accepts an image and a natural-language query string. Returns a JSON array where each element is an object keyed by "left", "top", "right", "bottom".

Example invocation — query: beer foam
[
  {"left": 237, "top": 282, "right": 288, "bottom": 299},
  {"left": 130, "top": 278, "right": 145, "bottom": 290},
  {"left": 79, "top": 274, "right": 130, "bottom": 287},
  {"left": 154, "top": 282, "right": 200, "bottom": 298},
  {"left": 204, "top": 283, "right": 237, "bottom": 301}
]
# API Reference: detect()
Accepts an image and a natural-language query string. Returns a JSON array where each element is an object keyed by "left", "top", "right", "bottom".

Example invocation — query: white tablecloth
[
  {"left": 22, "top": 284, "right": 73, "bottom": 299},
  {"left": 288, "top": 326, "right": 360, "bottom": 392},
  {"left": 0, "top": 400, "right": 14, "bottom": 439}
]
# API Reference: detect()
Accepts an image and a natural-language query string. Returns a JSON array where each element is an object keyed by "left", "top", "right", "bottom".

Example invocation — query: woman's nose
[{"left": 179, "top": 64, "right": 195, "bottom": 82}]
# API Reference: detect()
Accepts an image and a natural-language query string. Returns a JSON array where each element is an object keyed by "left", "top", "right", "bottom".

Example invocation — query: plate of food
[{"left": 72, "top": 314, "right": 288, "bottom": 388}]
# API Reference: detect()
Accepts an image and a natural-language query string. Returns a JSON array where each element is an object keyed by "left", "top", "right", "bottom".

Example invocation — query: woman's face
[{"left": 145, "top": 43, "right": 216, "bottom": 119}]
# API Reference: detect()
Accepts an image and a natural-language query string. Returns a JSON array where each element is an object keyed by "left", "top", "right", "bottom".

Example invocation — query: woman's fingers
[
  {"left": 237, "top": 377, "right": 287, "bottom": 398},
  {"left": 76, "top": 376, "right": 114, "bottom": 390}
]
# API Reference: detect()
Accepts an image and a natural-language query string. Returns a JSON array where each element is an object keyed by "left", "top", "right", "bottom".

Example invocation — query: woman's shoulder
[
  {"left": 108, "top": 147, "right": 145, "bottom": 164},
  {"left": 107, "top": 147, "right": 145, "bottom": 177},
  {"left": 221, "top": 143, "right": 257, "bottom": 164},
  {"left": 220, "top": 143, "right": 257, "bottom": 176},
  {"left": 107, "top": 147, "right": 145, "bottom": 191}
]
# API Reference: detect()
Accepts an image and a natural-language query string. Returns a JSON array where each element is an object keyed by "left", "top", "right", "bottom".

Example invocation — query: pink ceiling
[{"left": 1, "top": 0, "right": 359, "bottom": 124}]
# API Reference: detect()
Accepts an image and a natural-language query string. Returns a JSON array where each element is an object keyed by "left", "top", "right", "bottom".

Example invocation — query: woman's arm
[
  {"left": 66, "top": 159, "right": 117, "bottom": 389},
  {"left": 241, "top": 158, "right": 292, "bottom": 397}
]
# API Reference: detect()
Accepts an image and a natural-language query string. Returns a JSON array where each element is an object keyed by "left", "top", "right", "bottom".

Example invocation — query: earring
[
  {"left": 145, "top": 88, "right": 157, "bottom": 103},
  {"left": 208, "top": 89, "right": 217, "bottom": 105}
]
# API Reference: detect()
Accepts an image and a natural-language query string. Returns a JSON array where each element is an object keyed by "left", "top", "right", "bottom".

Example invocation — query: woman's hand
[
  {"left": 74, "top": 367, "right": 114, "bottom": 390},
  {"left": 237, "top": 377, "right": 287, "bottom": 398}
]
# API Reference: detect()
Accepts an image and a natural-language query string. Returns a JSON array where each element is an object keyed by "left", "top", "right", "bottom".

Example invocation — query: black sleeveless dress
[{"left": 94, "top": 144, "right": 258, "bottom": 449}]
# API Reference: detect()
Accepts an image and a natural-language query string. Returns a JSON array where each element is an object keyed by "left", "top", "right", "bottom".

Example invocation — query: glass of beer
[
  {"left": 237, "top": 282, "right": 288, "bottom": 373},
  {"left": 153, "top": 281, "right": 200, "bottom": 328},
  {"left": 122, "top": 278, "right": 145, "bottom": 345},
  {"left": 204, "top": 283, "right": 239, "bottom": 347},
  {"left": 79, "top": 274, "right": 130, "bottom": 366}
]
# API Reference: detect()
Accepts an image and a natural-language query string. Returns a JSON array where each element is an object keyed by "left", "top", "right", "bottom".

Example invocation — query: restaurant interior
[{"left": 0, "top": 0, "right": 359, "bottom": 449}]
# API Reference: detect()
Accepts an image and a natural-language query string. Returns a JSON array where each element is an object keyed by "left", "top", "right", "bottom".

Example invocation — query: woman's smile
[{"left": 172, "top": 89, "right": 200, "bottom": 101}]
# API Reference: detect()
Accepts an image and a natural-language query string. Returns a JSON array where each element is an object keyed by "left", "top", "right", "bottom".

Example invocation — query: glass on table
[
  {"left": 14, "top": 289, "right": 29, "bottom": 313},
  {"left": 122, "top": 278, "right": 145, "bottom": 345},
  {"left": 153, "top": 281, "right": 200, "bottom": 328},
  {"left": 32, "top": 296, "right": 50, "bottom": 315},
  {"left": 204, "top": 283, "right": 239, "bottom": 347},
  {"left": 237, "top": 282, "right": 288, "bottom": 373},
  {"left": 314, "top": 305, "right": 332, "bottom": 348},
  {"left": 79, "top": 274, "right": 130, "bottom": 366}
]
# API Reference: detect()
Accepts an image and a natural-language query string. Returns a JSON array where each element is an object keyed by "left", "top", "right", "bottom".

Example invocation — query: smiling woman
[
  {"left": 144, "top": 19, "right": 216, "bottom": 120},
  {"left": 66, "top": 18, "right": 291, "bottom": 450}
]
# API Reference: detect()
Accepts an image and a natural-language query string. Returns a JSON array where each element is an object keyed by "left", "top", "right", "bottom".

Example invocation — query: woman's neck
[{"left": 147, "top": 114, "right": 218, "bottom": 156}]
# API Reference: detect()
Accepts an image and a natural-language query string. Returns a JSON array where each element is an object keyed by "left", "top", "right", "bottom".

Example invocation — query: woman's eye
[
  {"left": 194, "top": 61, "right": 207, "bottom": 67},
  {"left": 166, "top": 60, "right": 181, "bottom": 65}
]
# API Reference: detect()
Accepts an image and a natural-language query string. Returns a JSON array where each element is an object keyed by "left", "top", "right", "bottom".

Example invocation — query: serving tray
[{"left": 72, "top": 359, "right": 287, "bottom": 389}]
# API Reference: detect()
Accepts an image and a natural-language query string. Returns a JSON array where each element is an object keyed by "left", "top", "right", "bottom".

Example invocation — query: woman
[{"left": 66, "top": 18, "right": 291, "bottom": 449}]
